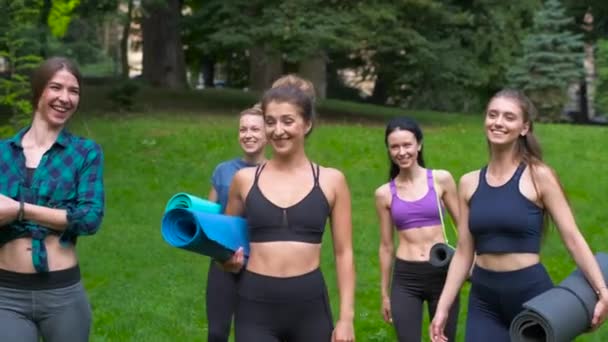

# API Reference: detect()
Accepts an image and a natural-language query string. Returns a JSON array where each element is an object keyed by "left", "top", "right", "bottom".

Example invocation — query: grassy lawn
[{"left": 67, "top": 107, "right": 607, "bottom": 341}]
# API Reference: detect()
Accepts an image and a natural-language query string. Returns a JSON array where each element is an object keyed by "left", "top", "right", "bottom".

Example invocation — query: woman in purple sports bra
[{"left": 375, "top": 117, "right": 460, "bottom": 342}]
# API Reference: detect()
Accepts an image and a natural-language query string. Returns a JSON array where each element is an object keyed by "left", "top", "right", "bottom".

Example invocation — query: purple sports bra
[{"left": 390, "top": 169, "right": 444, "bottom": 230}]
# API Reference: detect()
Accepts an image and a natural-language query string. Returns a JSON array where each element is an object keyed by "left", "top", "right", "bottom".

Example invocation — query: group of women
[{"left": 0, "top": 57, "right": 606, "bottom": 342}]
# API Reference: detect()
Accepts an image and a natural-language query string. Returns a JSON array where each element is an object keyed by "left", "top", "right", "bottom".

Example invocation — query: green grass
[{"left": 66, "top": 108, "right": 608, "bottom": 341}]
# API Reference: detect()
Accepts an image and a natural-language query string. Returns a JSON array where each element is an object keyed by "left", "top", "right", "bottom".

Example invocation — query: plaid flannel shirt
[{"left": 0, "top": 127, "right": 105, "bottom": 272}]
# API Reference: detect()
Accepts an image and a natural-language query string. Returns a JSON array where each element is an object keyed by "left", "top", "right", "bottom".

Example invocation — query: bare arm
[
  {"left": 435, "top": 172, "right": 476, "bottom": 314},
  {"left": 536, "top": 166, "right": 608, "bottom": 326},
  {"left": 208, "top": 187, "right": 218, "bottom": 203},
  {"left": 330, "top": 170, "right": 356, "bottom": 325},
  {"left": 375, "top": 186, "right": 394, "bottom": 301},
  {"left": 435, "top": 170, "right": 460, "bottom": 233}
]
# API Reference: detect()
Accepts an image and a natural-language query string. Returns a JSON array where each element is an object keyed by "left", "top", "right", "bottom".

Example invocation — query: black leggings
[
  {"left": 465, "top": 263, "right": 553, "bottom": 342},
  {"left": 206, "top": 261, "right": 240, "bottom": 342},
  {"left": 391, "top": 258, "right": 459, "bottom": 342},
  {"left": 235, "top": 269, "right": 333, "bottom": 342}
]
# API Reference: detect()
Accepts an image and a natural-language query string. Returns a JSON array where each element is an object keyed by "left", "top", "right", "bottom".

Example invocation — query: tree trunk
[
  {"left": 141, "top": 0, "right": 187, "bottom": 89},
  {"left": 202, "top": 56, "right": 215, "bottom": 88},
  {"left": 39, "top": 0, "right": 52, "bottom": 58},
  {"left": 249, "top": 45, "right": 282, "bottom": 92},
  {"left": 120, "top": 0, "right": 134, "bottom": 79},
  {"left": 370, "top": 69, "right": 390, "bottom": 105},
  {"left": 583, "top": 11, "right": 596, "bottom": 119},
  {"left": 298, "top": 52, "right": 327, "bottom": 99}
]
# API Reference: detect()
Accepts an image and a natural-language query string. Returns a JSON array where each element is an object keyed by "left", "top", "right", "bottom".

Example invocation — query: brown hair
[
  {"left": 271, "top": 74, "right": 316, "bottom": 102},
  {"left": 30, "top": 57, "right": 82, "bottom": 110}
]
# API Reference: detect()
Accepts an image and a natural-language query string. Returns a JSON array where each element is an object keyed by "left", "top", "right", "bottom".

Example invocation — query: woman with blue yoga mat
[
  {"left": 204, "top": 105, "right": 267, "bottom": 342},
  {"left": 0, "top": 57, "right": 104, "bottom": 342},
  {"left": 430, "top": 89, "right": 608, "bottom": 342},
  {"left": 221, "top": 80, "right": 356, "bottom": 342},
  {"left": 375, "top": 117, "right": 460, "bottom": 341}
]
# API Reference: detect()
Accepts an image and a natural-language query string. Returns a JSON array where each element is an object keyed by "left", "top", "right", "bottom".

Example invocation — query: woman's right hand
[
  {"left": 430, "top": 308, "right": 449, "bottom": 342},
  {"left": 381, "top": 297, "right": 392, "bottom": 323},
  {"left": 218, "top": 247, "right": 245, "bottom": 273}
]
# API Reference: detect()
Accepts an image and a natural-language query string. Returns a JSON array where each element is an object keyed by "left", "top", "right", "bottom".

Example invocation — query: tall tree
[
  {"left": 120, "top": 0, "right": 134, "bottom": 78},
  {"left": 0, "top": 0, "right": 42, "bottom": 136},
  {"left": 141, "top": 0, "right": 187, "bottom": 88},
  {"left": 507, "top": 0, "right": 584, "bottom": 122}
]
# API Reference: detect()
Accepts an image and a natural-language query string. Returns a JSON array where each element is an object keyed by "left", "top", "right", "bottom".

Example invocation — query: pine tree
[
  {"left": 507, "top": 0, "right": 584, "bottom": 122},
  {"left": 0, "top": 0, "right": 42, "bottom": 137}
]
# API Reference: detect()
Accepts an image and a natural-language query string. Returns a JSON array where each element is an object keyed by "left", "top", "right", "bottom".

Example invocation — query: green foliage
[
  {"left": 0, "top": 0, "right": 43, "bottom": 137},
  {"left": 107, "top": 79, "right": 140, "bottom": 111},
  {"left": 596, "top": 39, "right": 608, "bottom": 114},
  {"left": 48, "top": 0, "right": 81, "bottom": 37},
  {"left": 507, "top": 0, "right": 584, "bottom": 122}
]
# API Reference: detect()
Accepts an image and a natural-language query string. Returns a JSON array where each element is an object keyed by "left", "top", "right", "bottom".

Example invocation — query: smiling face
[
  {"left": 238, "top": 113, "right": 266, "bottom": 156},
  {"left": 485, "top": 96, "right": 530, "bottom": 147},
  {"left": 263, "top": 101, "right": 311, "bottom": 156},
  {"left": 387, "top": 129, "right": 422, "bottom": 170},
  {"left": 35, "top": 69, "right": 80, "bottom": 128}
]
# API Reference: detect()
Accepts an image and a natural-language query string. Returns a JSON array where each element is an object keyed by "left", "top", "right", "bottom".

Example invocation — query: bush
[{"left": 107, "top": 79, "right": 141, "bottom": 112}]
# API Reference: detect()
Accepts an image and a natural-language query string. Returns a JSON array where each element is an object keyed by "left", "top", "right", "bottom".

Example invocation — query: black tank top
[
  {"left": 245, "top": 162, "right": 330, "bottom": 243},
  {"left": 468, "top": 163, "right": 544, "bottom": 254}
]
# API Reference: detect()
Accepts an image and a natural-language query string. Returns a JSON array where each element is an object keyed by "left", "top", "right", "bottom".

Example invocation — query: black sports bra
[{"left": 245, "top": 162, "right": 330, "bottom": 244}]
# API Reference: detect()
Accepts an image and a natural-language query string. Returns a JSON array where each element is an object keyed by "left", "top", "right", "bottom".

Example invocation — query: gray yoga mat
[
  {"left": 509, "top": 252, "right": 608, "bottom": 342},
  {"left": 429, "top": 243, "right": 455, "bottom": 268}
]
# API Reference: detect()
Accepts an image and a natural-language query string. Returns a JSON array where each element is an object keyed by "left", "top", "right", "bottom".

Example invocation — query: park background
[{"left": 1, "top": 0, "right": 607, "bottom": 341}]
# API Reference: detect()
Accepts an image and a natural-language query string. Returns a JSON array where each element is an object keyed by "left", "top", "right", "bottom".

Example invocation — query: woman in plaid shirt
[{"left": 0, "top": 57, "right": 104, "bottom": 342}]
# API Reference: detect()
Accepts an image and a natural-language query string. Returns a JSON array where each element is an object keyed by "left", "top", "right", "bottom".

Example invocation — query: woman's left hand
[
  {"left": 332, "top": 319, "right": 355, "bottom": 342},
  {"left": 0, "top": 194, "right": 19, "bottom": 226},
  {"left": 591, "top": 292, "right": 608, "bottom": 330}
]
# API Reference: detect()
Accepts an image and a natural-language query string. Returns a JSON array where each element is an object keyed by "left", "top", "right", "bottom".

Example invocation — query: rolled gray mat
[
  {"left": 429, "top": 243, "right": 455, "bottom": 268},
  {"left": 509, "top": 252, "right": 608, "bottom": 342}
]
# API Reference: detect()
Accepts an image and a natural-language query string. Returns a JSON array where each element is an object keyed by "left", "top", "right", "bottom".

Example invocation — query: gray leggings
[{"left": 0, "top": 281, "right": 91, "bottom": 342}]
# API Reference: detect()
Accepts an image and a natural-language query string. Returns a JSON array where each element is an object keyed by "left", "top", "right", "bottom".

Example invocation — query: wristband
[{"left": 17, "top": 195, "right": 24, "bottom": 222}]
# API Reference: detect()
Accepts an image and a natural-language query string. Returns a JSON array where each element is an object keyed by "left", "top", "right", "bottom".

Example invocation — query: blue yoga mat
[
  {"left": 161, "top": 208, "right": 249, "bottom": 261},
  {"left": 509, "top": 252, "right": 608, "bottom": 342},
  {"left": 164, "top": 192, "right": 222, "bottom": 213}
]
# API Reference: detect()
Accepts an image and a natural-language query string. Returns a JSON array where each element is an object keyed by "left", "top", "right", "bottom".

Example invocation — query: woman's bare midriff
[
  {"left": 0, "top": 236, "right": 78, "bottom": 273},
  {"left": 246, "top": 241, "right": 322, "bottom": 277},
  {"left": 476, "top": 253, "right": 540, "bottom": 272},
  {"left": 395, "top": 225, "right": 446, "bottom": 261}
]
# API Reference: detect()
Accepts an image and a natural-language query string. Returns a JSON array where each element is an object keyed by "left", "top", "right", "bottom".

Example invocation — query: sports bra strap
[
  {"left": 426, "top": 169, "right": 434, "bottom": 189},
  {"left": 254, "top": 163, "right": 267, "bottom": 182},
  {"left": 513, "top": 162, "right": 526, "bottom": 181},
  {"left": 389, "top": 179, "right": 397, "bottom": 196},
  {"left": 311, "top": 162, "right": 320, "bottom": 186}
]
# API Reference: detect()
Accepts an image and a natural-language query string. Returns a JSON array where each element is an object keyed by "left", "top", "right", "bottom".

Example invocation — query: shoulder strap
[
  {"left": 426, "top": 169, "right": 435, "bottom": 189},
  {"left": 254, "top": 163, "right": 266, "bottom": 182},
  {"left": 432, "top": 170, "right": 458, "bottom": 246},
  {"left": 432, "top": 170, "right": 447, "bottom": 244},
  {"left": 513, "top": 162, "right": 526, "bottom": 181},
  {"left": 389, "top": 179, "right": 397, "bottom": 196},
  {"left": 311, "top": 162, "right": 320, "bottom": 186}
]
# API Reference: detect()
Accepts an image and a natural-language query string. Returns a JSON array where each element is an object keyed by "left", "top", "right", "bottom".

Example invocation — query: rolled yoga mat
[
  {"left": 509, "top": 252, "right": 608, "bottom": 342},
  {"left": 164, "top": 192, "right": 222, "bottom": 213},
  {"left": 429, "top": 243, "right": 455, "bottom": 268},
  {"left": 161, "top": 208, "right": 249, "bottom": 262}
]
